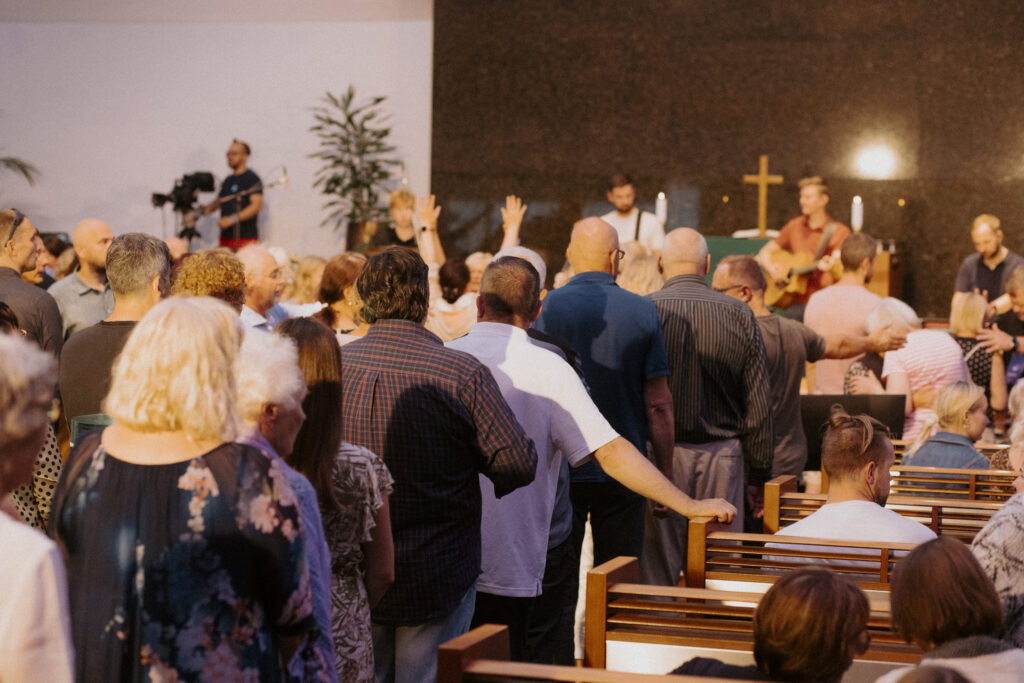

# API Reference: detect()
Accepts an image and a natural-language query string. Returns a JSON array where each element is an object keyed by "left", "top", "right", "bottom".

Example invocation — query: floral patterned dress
[
  {"left": 322, "top": 442, "right": 393, "bottom": 682},
  {"left": 52, "top": 431, "right": 323, "bottom": 682}
]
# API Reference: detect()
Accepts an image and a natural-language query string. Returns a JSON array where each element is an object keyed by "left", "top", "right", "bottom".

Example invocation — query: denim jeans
[{"left": 371, "top": 584, "right": 476, "bottom": 683}]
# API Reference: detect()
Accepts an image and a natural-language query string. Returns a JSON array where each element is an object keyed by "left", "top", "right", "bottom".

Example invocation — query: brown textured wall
[{"left": 431, "top": 1, "right": 1024, "bottom": 316}]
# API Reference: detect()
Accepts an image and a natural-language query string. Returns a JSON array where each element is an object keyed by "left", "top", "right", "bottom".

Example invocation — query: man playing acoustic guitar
[{"left": 757, "top": 176, "right": 850, "bottom": 320}]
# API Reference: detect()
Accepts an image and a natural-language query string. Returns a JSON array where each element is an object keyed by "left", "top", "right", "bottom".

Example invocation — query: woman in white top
[{"left": 0, "top": 328, "right": 75, "bottom": 682}]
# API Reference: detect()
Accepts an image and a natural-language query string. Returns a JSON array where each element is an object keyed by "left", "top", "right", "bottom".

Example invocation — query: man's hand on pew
[
  {"left": 656, "top": 497, "right": 737, "bottom": 523},
  {"left": 690, "top": 497, "right": 737, "bottom": 523}
]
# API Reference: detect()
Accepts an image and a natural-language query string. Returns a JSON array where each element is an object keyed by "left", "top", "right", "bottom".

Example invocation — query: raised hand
[
  {"left": 500, "top": 195, "right": 528, "bottom": 231},
  {"left": 417, "top": 194, "right": 441, "bottom": 230}
]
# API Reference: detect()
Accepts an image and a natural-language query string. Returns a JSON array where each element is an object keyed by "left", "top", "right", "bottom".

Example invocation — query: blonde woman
[
  {"left": 51, "top": 297, "right": 322, "bottom": 682},
  {"left": 903, "top": 381, "right": 990, "bottom": 468},
  {"left": 950, "top": 291, "right": 1007, "bottom": 418},
  {"left": 283, "top": 255, "right": 327, "bottom": 305}
]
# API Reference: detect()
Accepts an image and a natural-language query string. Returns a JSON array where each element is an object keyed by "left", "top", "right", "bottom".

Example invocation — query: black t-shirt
[
  {"left": 369, "top": 224, "right": 418, "bottom": 250},
  {"left": 976, "top": 259, "right": 1007, "bottom": 302},
  {"left": 218, "top": 169, "right": 262, "bottom": 240},
  {"left": 58, "top": 320, "right": 136, "bottom": 425}
]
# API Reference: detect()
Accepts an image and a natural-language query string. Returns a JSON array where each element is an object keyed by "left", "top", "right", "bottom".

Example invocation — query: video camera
[{"left": 151, "top": 172, "right": 215, "bottom": 213}]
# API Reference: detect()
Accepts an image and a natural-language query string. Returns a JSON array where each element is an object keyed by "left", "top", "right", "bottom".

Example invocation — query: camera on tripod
[{"left": 151, "top": 172, "right": 215, "bottom": 213}]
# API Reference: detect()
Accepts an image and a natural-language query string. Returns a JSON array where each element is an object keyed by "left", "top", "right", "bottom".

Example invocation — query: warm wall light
[{"left": 855, "top": 144, "right": 897, "bottom": 179}]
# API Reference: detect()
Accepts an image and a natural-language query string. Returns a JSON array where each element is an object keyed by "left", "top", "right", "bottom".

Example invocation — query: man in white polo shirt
[
  {"left": 447, "top": 255, "right": 735, "bottom": 660},
  {"left": 777, "top": 407, "right": 935, "bottom": 546}
]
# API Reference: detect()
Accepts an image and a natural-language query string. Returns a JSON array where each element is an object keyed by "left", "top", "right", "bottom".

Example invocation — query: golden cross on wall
[{"left": 743, "top": 155, "right": 784, "bottom": 237}]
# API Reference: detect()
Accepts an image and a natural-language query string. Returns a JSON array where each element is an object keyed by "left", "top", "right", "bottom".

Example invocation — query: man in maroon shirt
[{"left": 757, "top": 176, "right": 851, "bottom": 320}]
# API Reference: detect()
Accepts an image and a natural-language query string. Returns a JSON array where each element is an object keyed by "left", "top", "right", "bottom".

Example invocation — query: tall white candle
[
  {"left": 851, "top": 195, "right": 864, "bottom": 231},
  {"left": 655, "top": 192, "right": 667, "bottom": 225}
]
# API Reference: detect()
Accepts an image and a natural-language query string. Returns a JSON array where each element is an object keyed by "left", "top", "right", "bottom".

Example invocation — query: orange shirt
[{"left": 772, "top": 215, "right": 851, "bottom": 304}]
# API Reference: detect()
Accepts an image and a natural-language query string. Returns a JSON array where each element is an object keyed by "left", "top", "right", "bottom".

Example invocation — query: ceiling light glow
[{"left": 855, "top": 144, "right": 897, "bottom": 179}]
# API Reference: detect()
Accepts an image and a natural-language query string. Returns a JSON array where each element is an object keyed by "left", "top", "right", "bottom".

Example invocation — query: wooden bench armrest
[
  {"left": 438, "top": 624, "right": 509, "bottom": 683},
  {"left": 585, "top": 556, "right": 639, "bottom": 667},
  {"left": 763, "top": 475, "right": 797, "bottom": 533}
]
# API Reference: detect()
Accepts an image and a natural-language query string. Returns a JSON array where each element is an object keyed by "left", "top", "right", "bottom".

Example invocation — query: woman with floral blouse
[{"left": 51, "top": 297, "right": 323, "bottom": 682}]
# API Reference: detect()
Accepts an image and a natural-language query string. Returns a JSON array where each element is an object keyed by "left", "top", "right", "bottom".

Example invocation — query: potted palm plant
[{"left": 309, "top": 86, "right": 401, "bottom": 249}]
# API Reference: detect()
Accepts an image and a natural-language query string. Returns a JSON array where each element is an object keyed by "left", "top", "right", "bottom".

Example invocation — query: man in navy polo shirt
[{"left": 534, "top": 217, "right": 674, "bottom": 568}]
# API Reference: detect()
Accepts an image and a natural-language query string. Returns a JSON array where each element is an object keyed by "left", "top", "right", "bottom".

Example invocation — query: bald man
[
  {"left": 163, "top": 237, "right": 188, "bottom": 265},
  {"left": 955, "top": 214, "right": 1024, "bottom": 315},
  {"left": 534, "top": 217, "right": 674, "bottom": 569},
  {"left": 638, "top": 228, "right": 773, "bottom": 586},
  {"left": 236, "top": 244, "right": 288, "bottom": 331},
  {"left": 47, "top": 219, "right": 114, "bottom": 339}
]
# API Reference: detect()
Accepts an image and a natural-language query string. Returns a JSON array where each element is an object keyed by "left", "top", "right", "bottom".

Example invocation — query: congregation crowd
[{"left": 6, "top": 168, "right": 1024, "bottom": 683}]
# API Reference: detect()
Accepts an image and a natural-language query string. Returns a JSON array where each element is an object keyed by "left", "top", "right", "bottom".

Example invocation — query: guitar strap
[
  {"left": 812, "top": 220, "right": 838, "bottom": 263},
  {"left": 633, "top": 210, "right": 643, "bottom": 242}
]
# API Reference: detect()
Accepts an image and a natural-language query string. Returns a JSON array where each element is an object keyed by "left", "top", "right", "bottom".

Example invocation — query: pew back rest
[
  {"left": 584, "top": 557, "right": 920, "bottom": 678},
  {"left": 440, "top": 623, "right": 764, "bottom": 682},
  {"left": 820, "top": 463, "right": 1016, "bottom": 500},
  {"left": 685, "top": 517, "right": 918, "bottom": 593},
  {"left": 764, "top": 475, "right": 1003, "bottom": 541}
]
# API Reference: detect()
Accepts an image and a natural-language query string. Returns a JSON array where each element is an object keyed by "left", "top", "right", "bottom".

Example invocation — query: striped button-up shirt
[
  {"left": 649, "top": 274, "right": 773, "bottom": 484},
  {"left": 340, "top": 319, "right": 537, "bottom": 623}
]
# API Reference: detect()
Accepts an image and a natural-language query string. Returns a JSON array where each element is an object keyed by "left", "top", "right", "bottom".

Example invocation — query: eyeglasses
[
  {"left": 614, "top": 249, "right": 626, "bottom": 262},
  {"left": 3, "top": 209, "right": 25, "bottom": 245}
]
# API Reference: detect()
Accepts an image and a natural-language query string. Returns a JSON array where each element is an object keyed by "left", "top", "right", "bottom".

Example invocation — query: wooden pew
[
  {"left": 438, "top": 623, "right": 763, "bottom": 682},
  {"left": 865, "top": 440, "right": 1005, "bottom": 467},
  {"left": 821, "top": 464, "right": 1017, "bottom": 500},
  {"left": 583, "top": 557, "right": 919, "bottom": 681},
  {"left": 764, "top": 475, "right": 1004, "bottom": 541},
  {"left": 685, "top": 517, "right": 917, "bottom": 595}
]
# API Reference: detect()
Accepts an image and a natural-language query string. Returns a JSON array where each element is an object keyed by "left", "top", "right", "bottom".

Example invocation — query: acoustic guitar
[{"left": 762, "top": 250, "right": 841, "bottom": 308}]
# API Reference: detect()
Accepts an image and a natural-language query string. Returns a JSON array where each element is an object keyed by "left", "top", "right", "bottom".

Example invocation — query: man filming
[{"left": 203, "top": 139, "right": 263, "bottom": 249}]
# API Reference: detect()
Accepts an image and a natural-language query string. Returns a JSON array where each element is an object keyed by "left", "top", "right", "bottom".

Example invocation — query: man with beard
[
  {"left": 203, "top": 138, "right": 263, "bottom": 249},
  {"left": 771, "top": 407, "right": 935, "bottom": 545},
  {"left": 757, "top": 176, "right": 850, "bottom": 320},
  {"left": 600, "top": 173, "right": 665, "bottom": 252},
  {"left": 955, "top": 214, "right": 1024, "bottom": 314},
  {"left": 47, "top": 219, "right": 114, "bottom": 339}
]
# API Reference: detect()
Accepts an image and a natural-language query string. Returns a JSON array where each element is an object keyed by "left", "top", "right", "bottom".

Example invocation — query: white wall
[{"left": 0, "top": 6, "right": 433, "bottom": 255}]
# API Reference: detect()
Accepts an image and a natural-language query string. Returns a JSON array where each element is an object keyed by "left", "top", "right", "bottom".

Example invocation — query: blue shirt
[
  {"left": 904, "top": 432, "right": 990, "bottom": 470},
  {"left": 535, "top": 271, "right": 669, "bottom": 483},
  {"left": 240, "top": 431, "right": 339, "bottom": 682}
]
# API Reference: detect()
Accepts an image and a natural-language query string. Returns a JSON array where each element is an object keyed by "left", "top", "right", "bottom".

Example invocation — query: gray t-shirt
[{"left": 757, "top": 314, "right": 826, "bottom": 478}]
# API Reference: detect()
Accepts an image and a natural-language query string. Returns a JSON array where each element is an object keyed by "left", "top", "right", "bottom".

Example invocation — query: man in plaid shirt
[{"left": 340, "top": 247, "right": 538, "bottom": 683}]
